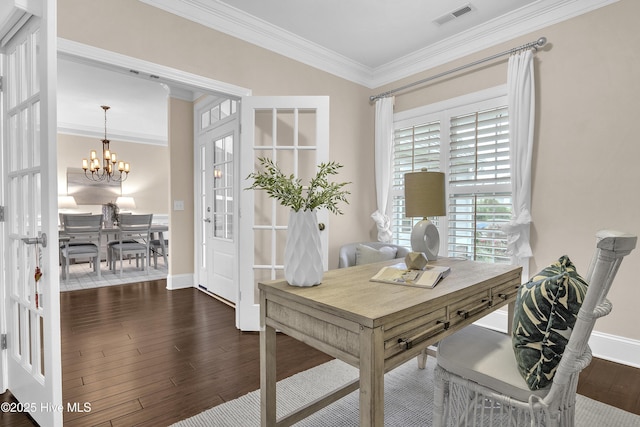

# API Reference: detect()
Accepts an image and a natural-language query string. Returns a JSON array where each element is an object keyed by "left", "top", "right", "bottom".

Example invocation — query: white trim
[
  {"left": 152, "top": 214, "right": 169, "bottom": 225},
  {"left": 166, "top": 273, "right": 193, "bottom": 290},
  {"left": 140, "top": 0, "right": 618, "bottom": 88},
  {"left": 138, "top": 0, "right": 373, "bottom": 87},
  {"left": 475, "top": 310, "right": 640, "bottom": 368},
  {"left": 588, "top": 331, "right": 640, "bottom": 369},
  {"left": 370, "top": 0, "right": 620, "bottom": 87},
  {"left": 57, "top": 38, "right": 252, "bottom": 98},
  {"left": 57, "top": 123, "right": 168, "bottom": 146},
  {"left": 394, "top": 85, "right": 507, "bottom": 125}
]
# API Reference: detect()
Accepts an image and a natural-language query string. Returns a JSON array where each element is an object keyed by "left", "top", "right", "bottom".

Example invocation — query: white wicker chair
[{"left": 433, "top": 230, "right": 637, "bottom": 427}]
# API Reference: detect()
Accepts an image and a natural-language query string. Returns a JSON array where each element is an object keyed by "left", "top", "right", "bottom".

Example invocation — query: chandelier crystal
[{"left": 82, "top": 105, "right": 130, "bottom": 182}]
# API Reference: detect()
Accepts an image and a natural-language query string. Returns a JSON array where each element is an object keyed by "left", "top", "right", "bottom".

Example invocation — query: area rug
[{"left": 171, "top": 356, "right": 640, "bottom": 426}]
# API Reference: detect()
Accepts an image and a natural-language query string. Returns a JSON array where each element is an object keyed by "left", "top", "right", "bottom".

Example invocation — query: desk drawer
[
  {"left": 491, "top": 280, "right": 521, "bottom": 305},
  {"left": 448, "top": 289, "right": 492, "bottom": 328},
  {"left": 383, "top": 307, "right": 447, "bottom": 360}
]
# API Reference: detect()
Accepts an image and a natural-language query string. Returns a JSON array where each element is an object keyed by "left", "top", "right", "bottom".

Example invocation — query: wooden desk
[{"left": 259, "top": 258, "right": 522, "bottom": 426}]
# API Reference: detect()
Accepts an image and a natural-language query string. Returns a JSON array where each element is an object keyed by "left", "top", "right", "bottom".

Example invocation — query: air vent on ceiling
[{"left": 434, "top": 4, "right": 474, "bottom": 26}]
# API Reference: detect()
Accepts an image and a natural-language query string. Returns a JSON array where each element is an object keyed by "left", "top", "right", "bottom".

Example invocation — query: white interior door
[
  {"left": 238, "top": 96, "right": 329, "bottom": 331},
  {"left": 195, "top": 97, "right": 239, "bottom": 304},
  {"left": 1, "top": 1, "right": 62, "bottom": 426}
]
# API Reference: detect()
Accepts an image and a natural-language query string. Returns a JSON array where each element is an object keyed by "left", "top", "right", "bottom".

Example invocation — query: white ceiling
[
  {"left": 58, "top": 0, "right": 616, "bottom": 142},
  {"left": 216, "top": 0, "right": 537, "bottom": 69},
  {"left": 58, "top": 58, "right": 170, "bottom": 146}
]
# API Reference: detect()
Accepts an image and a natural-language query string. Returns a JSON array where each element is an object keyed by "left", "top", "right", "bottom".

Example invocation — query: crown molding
[
  {"left": 140, "top": 0, "right": 618, "bottom": 89},
  {"left": 138, "top": 0, "right": 374, "bottom": 86},
  {"left": 58, "top": 122, "right": 168, "bottom": 146},
  {"left": 370, "top": 0, "right": 620, "bottom": 88}
]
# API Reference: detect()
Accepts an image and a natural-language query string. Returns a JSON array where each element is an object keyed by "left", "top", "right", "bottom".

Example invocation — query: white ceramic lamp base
[{"left": 410, "top": 219, "right": 440, "bottom": 261}]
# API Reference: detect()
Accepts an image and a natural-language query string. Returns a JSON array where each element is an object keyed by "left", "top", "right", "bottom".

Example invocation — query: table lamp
[
  {"left": 404, "top": 169, "right": 446, "bottom": 261},
  {"left": 116, "top": 196, "right": 136, "bottom": 212}
]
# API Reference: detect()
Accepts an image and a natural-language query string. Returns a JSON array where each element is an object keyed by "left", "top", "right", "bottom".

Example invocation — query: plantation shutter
[
  {"left": 447, "top": 106, "right": 512, "bottom": 263},
  {"left": 449, "top": 107, "right": 510, "bottom": 187},
  {"left": 391, "top": 121, "right": 440, "bottom": 248}
]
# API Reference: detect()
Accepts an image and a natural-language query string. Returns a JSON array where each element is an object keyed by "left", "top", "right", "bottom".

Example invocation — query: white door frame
[{"left": 58, "top": 38, "right": 251, "bottom": 101}]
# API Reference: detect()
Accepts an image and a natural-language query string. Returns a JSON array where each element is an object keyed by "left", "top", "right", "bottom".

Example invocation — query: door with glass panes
[
  {"left": 1, "top": 1, "right": 63, "bottom": 425},
  {"left": 196, "top": 98, "right": 238, "bottom": 303},
  {"left": 238, "top": 96, "right": 329, "bottom": 331}
]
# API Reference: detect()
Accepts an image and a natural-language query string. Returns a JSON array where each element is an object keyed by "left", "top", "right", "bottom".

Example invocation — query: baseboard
[
  {"left": 475, "top": 310, "right": 640, "bottom": 369},
  {"left": 588, "top": 331, "right": 640, "bottom": 368},
  {"left": 166, "top": 273, "right": 193, "bottom": 290}
]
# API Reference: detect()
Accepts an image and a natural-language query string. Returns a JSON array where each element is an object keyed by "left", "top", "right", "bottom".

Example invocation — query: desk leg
[
  {"left": 359, "top": 325, "right": 385, "bottom": 427},
  {"left": 260, "top": 304, "right": 277, "bottom": 426}
]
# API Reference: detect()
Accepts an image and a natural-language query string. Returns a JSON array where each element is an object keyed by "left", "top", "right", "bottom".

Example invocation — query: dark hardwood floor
[{"left": 2, "top": 280, "right": 639, "bottom": 426}]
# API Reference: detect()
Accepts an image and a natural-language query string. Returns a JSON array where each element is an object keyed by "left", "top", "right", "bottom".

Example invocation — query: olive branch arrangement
[{"left": 246, "top": 157, "right": 350, "bottom": 214}]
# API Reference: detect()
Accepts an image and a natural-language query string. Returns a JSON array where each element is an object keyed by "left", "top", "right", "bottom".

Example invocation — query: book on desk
[{"left": 370, "top": 263, "right": 451, "bottom": 289}]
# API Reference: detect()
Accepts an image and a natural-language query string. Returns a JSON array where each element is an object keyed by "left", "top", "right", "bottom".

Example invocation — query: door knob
[
  {"left": 318, "top": 223, "right": 325, "bottom": 231},
  {"left": 203, "top": 218, "right": 212, "bottom": 223}
]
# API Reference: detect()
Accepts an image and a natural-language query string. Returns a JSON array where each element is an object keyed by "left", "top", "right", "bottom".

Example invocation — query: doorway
[
  {"left": 57, "top": 56, "right": 171, "bottom": 290},
  {"left": 57, "top": 40, "right": 251, "bottom": 293},
  {"left": 195, "top": 96, "right": 239, "bottom": 304}
]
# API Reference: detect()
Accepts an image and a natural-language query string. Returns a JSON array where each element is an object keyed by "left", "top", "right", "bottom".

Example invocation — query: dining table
[{"left": 59, "top": 223, "right": 169, "bottom": 277}]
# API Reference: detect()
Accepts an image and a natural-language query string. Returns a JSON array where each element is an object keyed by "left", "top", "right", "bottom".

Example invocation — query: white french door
[
  {"left": 197, "top": 115, "right": 238, "bottom": 303},
  {"left": 238, "top": 96, "right": 330, "bottom": 331},
  {"left": 1, "top": 1, "right": 62, "bottom": 426}
]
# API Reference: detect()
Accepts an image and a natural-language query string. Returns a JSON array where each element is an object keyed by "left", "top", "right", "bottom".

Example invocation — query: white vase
[{"left": 284, "top": 209, "right": 323, "bottom": 287}]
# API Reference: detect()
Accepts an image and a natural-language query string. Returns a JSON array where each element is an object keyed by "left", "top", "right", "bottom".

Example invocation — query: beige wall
[
  {"left": 375, "top": 0, "right": 640, "bottom": 341},
  {"left": 58, "top": 0, "right": 640, "bottom": 344},
  {"left": 58, "top": 0, "right": 376, "bottom": 271},
  {"left": 57, "top": 133, "right": 169, "bottom": 215},
  {"left": 168, "top": 97, "right": 194, "bottom": 276}
]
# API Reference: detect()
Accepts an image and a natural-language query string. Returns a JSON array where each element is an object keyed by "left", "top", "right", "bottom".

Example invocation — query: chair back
[
  {"left": 546, "top": 230, "right": 637, "bottom": 402},
  {"left": 62, "top": 214, "right": 103, "bottom": 243},
  {"left": 118, "top": 214, "right": 153, "bottom": 240},
  {"left": 59, "top": 212, "right": 91, "bottom": 227}
]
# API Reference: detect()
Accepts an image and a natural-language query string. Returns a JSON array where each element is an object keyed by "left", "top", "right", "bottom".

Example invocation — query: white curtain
[
  {"left": 501, "top": 49, "right": 534, "bottom": 261},
  {"left": 371, "top": 96, "right": 395, "bottom": 243}
]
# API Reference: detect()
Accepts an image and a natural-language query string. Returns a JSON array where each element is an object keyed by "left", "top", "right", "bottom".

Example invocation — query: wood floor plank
[{"left": 3, "top": 278, "right": 639, "bottom": 426}]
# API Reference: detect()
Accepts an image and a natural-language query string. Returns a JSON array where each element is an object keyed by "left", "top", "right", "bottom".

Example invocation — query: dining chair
[
  {"left": 432, "top": 230, "right": 637, "bottom": 427},
  {"left": 60, "top": 214, "right": 103, "bottom": 282},
  {"left": 149, "top": 238, "right": 168, "bottom": 268},
  {"left": 109, "top": 214, "right": 153, "bottom": 276},
  {"left": 58, "top": 212, "right": 92, "bottom": 263}
]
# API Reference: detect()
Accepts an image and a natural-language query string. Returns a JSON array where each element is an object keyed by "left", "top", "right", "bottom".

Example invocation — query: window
[
  {"left": 200, "top": 98, "right": 237, "bottom": 130},
  {"left": 212, "top": 134, "right": 234, "bottom": 239},
  {"left": 392, "top": 87, "right": 512, "bottom": 264},
  {"left": 199, "top": 97, "right": 239, "bottom": 241}
]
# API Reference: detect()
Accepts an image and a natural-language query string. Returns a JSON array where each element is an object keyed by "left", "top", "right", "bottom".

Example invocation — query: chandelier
[{"left": 82, "top": 105, "right": 130, "bottom": 182}]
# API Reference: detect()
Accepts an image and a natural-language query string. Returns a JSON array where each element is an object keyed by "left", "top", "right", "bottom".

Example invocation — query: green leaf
[{"left": 245, "top": 157, "right": 350, "bottom": 214}]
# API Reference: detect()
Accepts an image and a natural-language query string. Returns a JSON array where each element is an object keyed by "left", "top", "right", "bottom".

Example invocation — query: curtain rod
[{"left": 369, "top": 36, "right": 547, "bottom": 103}]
